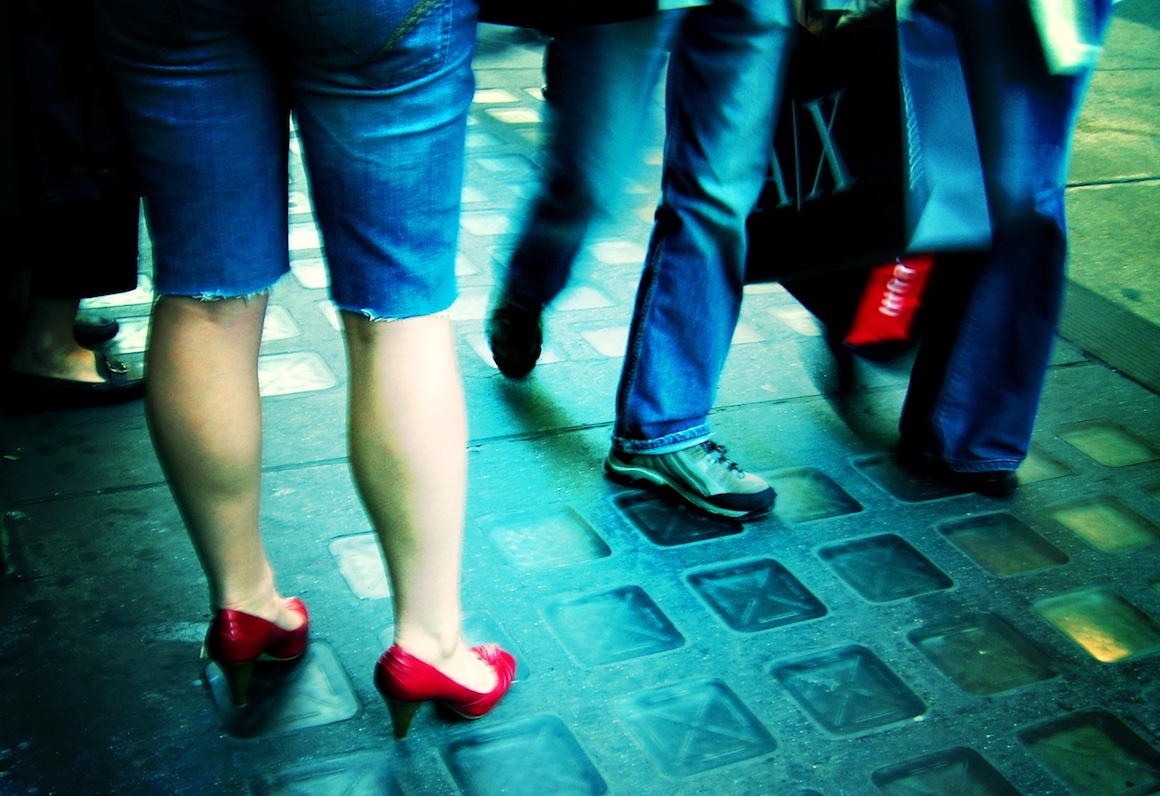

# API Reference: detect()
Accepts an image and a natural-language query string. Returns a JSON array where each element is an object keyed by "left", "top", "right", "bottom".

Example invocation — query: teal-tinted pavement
[{"left": 2, "top": 6, "right": 1159, "bottom": 795}]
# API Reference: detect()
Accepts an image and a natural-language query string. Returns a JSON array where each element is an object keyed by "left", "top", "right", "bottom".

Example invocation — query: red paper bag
[{"left": 843, "top": 255, "right": 934, "bottom": 348}]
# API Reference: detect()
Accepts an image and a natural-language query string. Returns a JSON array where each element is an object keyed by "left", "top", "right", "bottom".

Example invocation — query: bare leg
[
  {"left": 145, "top": 294, "right": 301, "bottom": 629},
  {"left": 9, "top": 297, "right": 105, "bottom": 382},
  {"left": 343, "top": 311, "right": 495, "bottom": 693}
]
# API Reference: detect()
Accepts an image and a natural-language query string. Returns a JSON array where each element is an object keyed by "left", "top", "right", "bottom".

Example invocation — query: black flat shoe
[
  {"left": 73, "top": 314, "right": 120, "bottom": 347},
  {"left": 895, "top": 445, "right": 1018, "bottom": 498},
  {"left": 3, "top": 354, "right": 143, "bottom": 412},
  {"left": 486, "top": 294, "right": 542, "bottom": 379}
]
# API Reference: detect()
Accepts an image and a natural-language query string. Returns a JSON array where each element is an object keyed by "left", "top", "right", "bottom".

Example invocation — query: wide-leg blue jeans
[
  {"left": 503, "top": 1, "right": 795, "bottom": 454},
  {"left": 900, "top": 0, "right": 1111, "bottom": 472}
]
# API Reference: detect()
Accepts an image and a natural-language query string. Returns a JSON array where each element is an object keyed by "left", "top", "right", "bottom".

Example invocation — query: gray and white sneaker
[{"left": 604, "top": 440, "right": 775, "bottom": 520}]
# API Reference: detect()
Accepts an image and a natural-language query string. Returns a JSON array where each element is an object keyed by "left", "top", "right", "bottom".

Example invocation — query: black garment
[{"left": 1, "top": 0, "right": 138, "bottom": 300}]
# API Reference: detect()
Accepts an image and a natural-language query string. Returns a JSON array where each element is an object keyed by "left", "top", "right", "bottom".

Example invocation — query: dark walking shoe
[
  {"left": 605, "top": 440, "right": 775, "bottom": 520},
  {"left": 486, "top": 295, "right": 542, "bottom": 378},
  {"left": 895, "top": 445, "right": 1019, "bottom": 497}
]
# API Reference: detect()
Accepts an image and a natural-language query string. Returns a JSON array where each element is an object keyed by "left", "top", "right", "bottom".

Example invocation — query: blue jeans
[
  {"left": 504, "top": 1, "right": 795, "bottom": 453},
  {"left": 900, "top": 0, "right": 1111, "bottom": 472},
  {"left": 96, "top": 0, "right": 477, "bottom": 319}
]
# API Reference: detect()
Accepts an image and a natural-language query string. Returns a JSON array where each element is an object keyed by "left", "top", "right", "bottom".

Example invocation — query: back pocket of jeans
[{"left": 306, "top": 0, "right": 456, "bottom": 89}]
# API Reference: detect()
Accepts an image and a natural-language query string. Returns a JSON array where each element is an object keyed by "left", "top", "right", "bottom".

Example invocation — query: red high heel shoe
[
  {"left": 374, "top": 643, "right": 516, "bottom": 739},
  {"left": 203, "top": 597, "right": 309, "bottom": 707}
]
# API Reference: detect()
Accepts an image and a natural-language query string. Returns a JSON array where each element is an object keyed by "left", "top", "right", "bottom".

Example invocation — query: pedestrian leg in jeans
[{"left": 605, "top": 0, "right": 793, "bottom": 520}]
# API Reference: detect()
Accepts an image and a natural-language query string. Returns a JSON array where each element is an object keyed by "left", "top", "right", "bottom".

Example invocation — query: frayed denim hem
[
  {"left": 160, "top": 289, "right": 270, "bottom": 303},
  {"left": 340, "top": 307, "right": 452, "bottom": 323}
]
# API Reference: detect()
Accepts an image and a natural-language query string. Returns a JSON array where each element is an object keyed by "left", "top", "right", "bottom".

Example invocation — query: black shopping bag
[
  {"left": 745, "top": 5, "right": 990, "bottom": 284},
  {"left": 478, "top": 0, "right": 657, "bottom": 30}
]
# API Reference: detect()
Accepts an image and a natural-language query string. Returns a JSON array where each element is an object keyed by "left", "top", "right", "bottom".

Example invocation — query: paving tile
[
  {"left": 251, "top": 750, "right": 404, "bottom": 796},
  {"left": 817, "top": 534, "right": 954, "bottom": 603},
  {"left": 444, "top": 715, "right": 608, "bottom": 796},
  {"left": 1047, "top": 494, "right": 1160, "bottom": 553},
  {"left": 871, "top": 747, "right": 1021, "bottom": 795},
  {"left": 613, "top": 679, "right": 776, "bottom": 777},
  {"left": 1058, "top": 420, "right": 1160, "bottom": 467},
  {"left": 1034, "top": 587, "right": 1160, "bottom": 663},
  {"left": 478, "top": 505, "right": 611, "bottom": 571},
  {"left": 771, "top": 645, "right": 927, "bottom": 737},
  {"left": 937, "top": 512, "right": 1070, "bottom": 577},
  {"left": 613, "top": 491, "right": 747, "bottom": 547},
  {"left": 768, "top": 466, "right": 864, "bottom": 524},
  {"left": 204, "top": 642, "right": 361, "bottom": 740},
  {"left": 542, "top": 585, "right": 684, "bottom": 666},
  {"left": 685, "top": 557, "right": 827, "bottom": 633},
  {"left": 1018, "top": 709, "right": 1160, "bottom": 795},
  {"left": 908, "top": 613, "right": 1058, "bottom": 695}
]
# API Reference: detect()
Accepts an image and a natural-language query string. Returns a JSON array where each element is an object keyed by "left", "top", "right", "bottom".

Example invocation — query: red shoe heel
[
  {"left": 203, "top": 597, "right": 309, "bottom": 707},
  {"left": 374, "top": 643, "right": 516, "bottom": 740}
]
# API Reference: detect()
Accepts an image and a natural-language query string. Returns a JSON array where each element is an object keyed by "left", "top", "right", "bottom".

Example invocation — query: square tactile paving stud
[
  {"left": 871, "top": 747, "right": 1019, "bottom": 795},
  {"left": 205, "top": 642, "right": 360, "bottom": 739},
  {"left": 1057, "top": 421, "right": 1160, "bottom": 467},
  {"left": 1018, "top": 444, "right": 1074, "bottom": 485},
  {"left": 580, "top": 326, "right": 629, "bottom": 357},
  {"left": 330, "top": 532, "right": 390, "bottom": 600},
  {"left": 258, "top": 352, "right": 338, "bottom": 397},
  {"left": 288, "top": 189, "right": 311, "bottom": 215},
  {"left": 475, "top": 155, "right": 538, "bottom": 178},
  {"left": 1048, "top": 495, "right": 1160, "bottom": 553},
  {"left": 290, "top": 255, "right": 328, "bottom": 289},
  {"left": 478, "top": 505, "right": 610, "bottom": 571},
  {"left": 443, "top": 714, "right": 607, "bottom": 796},
  {"left": 938, "top": 512, "right": 1069, "bottom": 576},
  {"left": 556, "top": 286, "right": 615, "bottom": 312},
  {"left": 772, "top": 645, "right": 926, "bottom": 737},
  {"left": 613, "top": 492, "right": 744, "bottom": 547},
  {"left": 818, "top": 534, "right": 953, "bottom": 603},
  {"left": 614, "top": 679, "right": 776, "bottom": 778},
  {"left": 542, "top": 585, "right": 683, "bottom": 666},
  {"left": 770, "top": 305, "right": 825, "bottom": 337},
  {"left": 1034, "top": 587, "right": 1160, "bottom": 663},
  {"left": 289, "top": 222, "right": 321, "bottom": 251},
  {"left": 852, "top": 454, "right": 961, "bottom": 503},
  {"left": 466, "top": 331, "right": 566, "bottom": 370},
  {"left": 908, "top": 614, "right": 1056, "bottom": 695},
  {"left": 318, "top": 300, "right": 341, "bottom": 331},
  {"left": 1018, "top": 709, "right": 1160, "bottom": 795},
  {"left": 685, "top": 558, "right": 826, "bottom": 633},
  {"left": 769, "top": 467, "right": 863, "bottom": 524},
  {"left": 482, "top": 106, "right": 542, "bottom": 125},
  {"left": 260, "top": 305, "right": 302, "bottom": 342},
  {"left": 591, "top": 239, "right": 647, "bottom": 265},
  {"left": 461, "top": 210, "right": 514, "bottom": 236},
  {"left": 251, "top": 750, "right": 403, "bottom": 795},
  {"left": 474, "top": 87, "right": 520, "bottom": 104}
]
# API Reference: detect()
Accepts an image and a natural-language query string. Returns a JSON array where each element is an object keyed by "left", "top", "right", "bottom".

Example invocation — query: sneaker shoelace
[{"left": 699, "top": 441, "right": 745, "bottom": 475}]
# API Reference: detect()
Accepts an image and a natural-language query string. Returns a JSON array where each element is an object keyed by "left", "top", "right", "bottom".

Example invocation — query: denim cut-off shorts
[{"left": 97, "top": 0, "right": 477, "bottom": 319}]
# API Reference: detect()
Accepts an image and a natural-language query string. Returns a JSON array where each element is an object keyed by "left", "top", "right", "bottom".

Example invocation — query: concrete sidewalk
[{"left": 1, "top": 4, "right": 1158, "bottom": 795}]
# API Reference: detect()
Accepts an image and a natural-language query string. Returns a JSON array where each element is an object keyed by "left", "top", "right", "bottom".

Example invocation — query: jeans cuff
[{"left": 612, "top": 425, "right": 710, "bottom": 455}]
